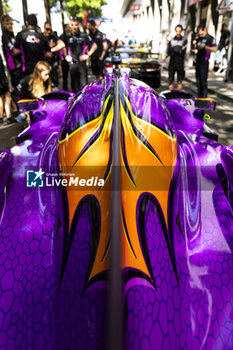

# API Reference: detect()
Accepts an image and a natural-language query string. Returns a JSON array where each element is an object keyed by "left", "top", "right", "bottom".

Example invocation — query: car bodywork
[
  {"left": 0, "top": 69, "right": 233, "bottom": 349},
  {"left": 115, "top": 47, "right": 161, "bottom": 88}
]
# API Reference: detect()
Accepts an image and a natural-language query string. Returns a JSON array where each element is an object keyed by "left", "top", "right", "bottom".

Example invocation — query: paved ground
[
  {"left": 185, "top": 66, "right": 233, "bottom": 103},
  {"left": 0, "top": 121, "right": 25, "bottom": 149},
  {"left": 159, "top": 71, "right": 233, "bottom": 146},
  {"left": 1, "top": 68, "right": 233, "bottom": 149}
]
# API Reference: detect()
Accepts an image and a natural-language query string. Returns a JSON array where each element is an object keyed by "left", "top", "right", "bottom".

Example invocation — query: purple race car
[{"left": 0, "top": 64, "right": 233, "bottom": 350}]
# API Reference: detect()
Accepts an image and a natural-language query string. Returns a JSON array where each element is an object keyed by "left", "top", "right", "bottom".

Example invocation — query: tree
[
  {"left": 44, "top": 0, "right": 51, "bottom": 24},
  {"left": 49, "top": 0, "right": 106, "bottom": 21},
  {"left": 0, "top": 0, "right": 3, "bottom": 18},
  {"left": 64, "top": 0, "right": 107, "bottom": 18},
  {"left": 0, "top": 0, "right": 12, "bottom": 18},
  {"left": 22, "top": 0, "right": 28, "bottom": 24}
]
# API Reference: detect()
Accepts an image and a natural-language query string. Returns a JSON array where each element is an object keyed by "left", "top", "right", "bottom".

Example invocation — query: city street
[
  {"left": 1, "top": 69, "right": 233, "bottom": 149},
  {"left": 159, "top": 71, "right": 233, "bottom": 146},
  {"left": 1, "top": 1, "right": 233, "bottom": 349},
  {"left": 205, "top": 95, "right": 233, "bottom": 146},
  {"left": 0, "top": 121, "right": 24, "bottom": 149}
]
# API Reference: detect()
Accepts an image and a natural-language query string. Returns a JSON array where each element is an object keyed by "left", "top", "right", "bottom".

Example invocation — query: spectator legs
[
  {"left": 5, "top": 92, "right": 12, "bottom": 119},
  {"left": 62, "top": 60, "right": 69, "bottom": 90},
  {"left": 0, "top": 96, "right": 4, "bottom": 121},
  {"left": 51, "top": 67, "right": 59, "bottom": 87},
  {"left": 196, "top": 61, "right": 209, "bottom": 98},
  {"left": 79, "top": 63, "right": 88, "bottom": 91},
  {"left": 70, "top": 62, "right": 87, "bottom": 93}
]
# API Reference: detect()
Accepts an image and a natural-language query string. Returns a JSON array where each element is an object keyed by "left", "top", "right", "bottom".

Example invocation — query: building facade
[{"left": 120, "top": 0, "right": 232, "bottom": 73}]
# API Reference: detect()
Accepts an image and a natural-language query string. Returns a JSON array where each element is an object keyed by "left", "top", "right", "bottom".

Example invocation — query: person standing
[
  {"left": 167, "top": 24, "right": 187, "bottom": 91},
  {"left": 14, "top": 14, "right": 52, "bottom": 77},
  {"left": 0, "top": 54, "right": 14, "bottom": 124},
  {"left": 214, "top": 28, "right": 230, "bottom": 73},
  {"left": 88, "top": 20, "right": 108, "bottom": 79},
  {"left": 56, "top": 17, "right": 97, "bottom": 93},
  {"left": 59, "top": 23, "right": 71, "bottom": 90},
  {"left": 1, "top": 15, "right": 22, "bottom": 87},
  {"left": 43, "top": 21, "right": 62, "bottom": 87},
  {"left": 194, "top": 25, "right": 217, "bottom": 98}
]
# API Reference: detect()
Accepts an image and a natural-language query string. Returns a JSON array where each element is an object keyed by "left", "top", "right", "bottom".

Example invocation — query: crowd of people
[
  {"left": 167, "top": 23, "right": 230, "bottom": 97},
  {"left": 0, "top": 13, "right": 231, "bottom": 125},
  {"left": 0, "top": 13, "right": 110, "bottom": 125}
]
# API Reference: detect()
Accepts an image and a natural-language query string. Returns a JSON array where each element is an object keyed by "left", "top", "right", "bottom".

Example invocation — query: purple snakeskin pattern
[
  {"left": 55, "top": 201, "right": 107, "bottom": 350},
  {"left": 0, "top": 90, "right": 107, "bottom": 349},
  {"left": 0, "top": 72, "right": 233, "bottom": 350},
  {"left": 123, "top": 83, "right": 233, "bottom": 349},
  {"left": 124, "top": 199, "right": 180, "bottom": 350},
  {"left": 0, "top": 134, "right": 61, "bottom": 349}
]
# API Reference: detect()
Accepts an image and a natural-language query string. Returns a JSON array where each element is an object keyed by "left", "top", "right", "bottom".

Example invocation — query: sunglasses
[
  {"left": 45, "top": 27, "right": 52, "bottom": 31},
  {"left": 69, "top": 16, "right": 79, "bottom": 22}
]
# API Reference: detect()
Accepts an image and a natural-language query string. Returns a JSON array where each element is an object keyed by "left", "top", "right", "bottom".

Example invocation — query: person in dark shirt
[
  {"left": 194, "top": 25, "right": 217, "bottom": 97},
  {"left": 167, "top": 24, "right": 187, "bottom": 91},
  {"left": 0, "top": 54, "right": 14, "bottom": 124},
  {"left": 59, "top": 23, "right": 71, "bottom": 90},
  {"left": 12, "top": 60, "right": 52, "bottom": 103},
  {"left": 53, "top": 17, "right": 97, "bottom": 93},
  {"left": 43, "top": 21, "right": 62, "bottom": 87},
  {"left": 114, "top": 39, "right": 124, "bottom": 50},
  {"left": 214, "top": 29, "right": 230, "bottom": 71},
  {"left": 1, "top": 15, "right": 22, "bottom": 87},
  {"left": 14, "top": 14, "right": 52, "bottom": 76},
  {"left": 88, "top": 20, "right": 108, "bottom": 79},
  {"left": 11, "top": 61, "right": 52, "bottom": 125}
]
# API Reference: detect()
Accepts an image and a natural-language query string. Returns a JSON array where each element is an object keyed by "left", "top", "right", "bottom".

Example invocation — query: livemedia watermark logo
[
  {"left": 26, "top": 165, "right": 222, "bottom": 191},
  {"left": 26, "top": 168, "right": 104, "bottom": 188},
  {"left": 26, "top": 169, "right": 45, "bottom": 187}
]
